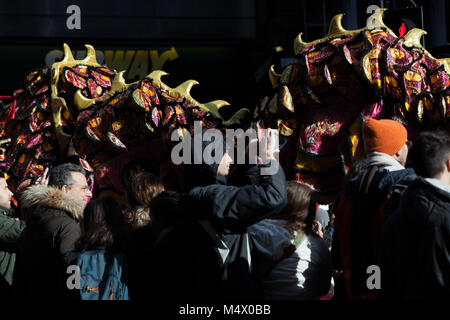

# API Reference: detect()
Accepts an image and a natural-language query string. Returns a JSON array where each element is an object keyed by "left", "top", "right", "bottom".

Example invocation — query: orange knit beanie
[{"left": 362, "top": 118, "right": 407, "bottom": 156}]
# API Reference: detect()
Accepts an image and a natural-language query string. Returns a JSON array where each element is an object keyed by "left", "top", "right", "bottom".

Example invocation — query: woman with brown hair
[
  {"left": 75, "top": 197, "right": 130, "bottom": 253},
  {"left": 123, "top": 171, "right": 164, "bottom": 299},
  {"left": 249, "top": 180, "right": 333, "bottom": 300},
  {"left": 123, "top": 172, "right": 164, "bottom": 230},
  {"left": 70, "top": 197, "right": 131, "bottom": 300}
]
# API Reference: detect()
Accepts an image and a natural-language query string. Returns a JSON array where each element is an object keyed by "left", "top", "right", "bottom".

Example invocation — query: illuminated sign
[{"left": 45, "top": 47, "right": 179, "bottom": 81}]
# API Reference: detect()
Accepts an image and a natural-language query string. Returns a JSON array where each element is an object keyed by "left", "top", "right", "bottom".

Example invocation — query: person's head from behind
[
  {"left": 362, "top": 118, "right": 409, "bottom": 166},
  {"left": 124, "top": 171, "right": 164, "bottom": 228},
  {"left": 276, "top": 180, "right": 316, "bottom": 234},
  {"left": 48, "top": 163, "right": 92, "bottom": 204},
  {"left": 149, "top": 191, "right": 182, "bottom": 237},
  {"left": 76, "top": 196, "right": 129, "bottom": 252},
  {"left": 0, "top": 172, "right": 13, "bottom": 210},
  {"left": 126, "top": 172, "right": 164, "bottom": 208},
  {"left": 409, "top": 130, "right": 450, "bottom": 184}
]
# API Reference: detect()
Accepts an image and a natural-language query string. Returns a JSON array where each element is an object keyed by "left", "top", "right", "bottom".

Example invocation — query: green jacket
[{"left": 0, "top": 212, "right": 26, "bottom": 287}]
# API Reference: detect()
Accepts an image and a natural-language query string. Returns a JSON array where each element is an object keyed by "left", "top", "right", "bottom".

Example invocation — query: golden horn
[
  {"left": 278, "top": 119, "right": 293, "bottom": 136},
  {"left": 223, "top": 108, "right": 251, "bottom": 127},
  {"left": 201, "top": 100, "right": 230, "bottom": 119},
  {"left": 82, "top": 44, "right": 99, "bottom": 66},
  {"left": 280, "top": 65, "right": 292, "bottom": 85},
  {"left": 293, "top": 14, "right": 364, "bottom": 56},
  {"left": 148, "top": 70, "right": 170, "bottom": 90},
  {"left": 62, "top": 43, "right": 75, "bottom": 63},
  {"left": 204, "top": 100, "right": 230, "bottom": 109},
  {"left": 328, "top": 14, "right": 347, "bottom": 37},
  {"left": 417, "top": 99, "right": 424, "bottom": 123},
  {"left": 110, "top": 71, "right": 128, "bottom": 92},
  {"left": 269, "top": 65, "right": 281, "bottom": 88},
  {"left": 403, "top": 28, "right": 427, "bottom": 48},
  {"left": 50, "top": 96, "right": 66, "bottom": 127},
  {"left": 279, "top": 85, "right": 295, "bottom": 112},
  {"left": 438, "top": 58, "right": 450, "bottom": 74},
  {"left": 291, "top": 12, "right": 399, "bottom": 61},
  {"left": 294, "top": 32, "right": 308, "bottom": 56},
  {"left": 171, "top": 80, "right": 199, "bottom": 103},
  {"left": 366, "top": 8, "right": 397, "bottom": 37}
]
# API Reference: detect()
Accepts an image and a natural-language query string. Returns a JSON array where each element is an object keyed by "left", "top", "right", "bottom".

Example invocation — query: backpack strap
[
  {"left": 358, "top": 165, "right": 379, "bottom": 194},
  {"left": 261, "top": 232, "right": 306, "bottom": 279},
  {"left": 198, "top": 220, "right": 230, "bottom": 265}
]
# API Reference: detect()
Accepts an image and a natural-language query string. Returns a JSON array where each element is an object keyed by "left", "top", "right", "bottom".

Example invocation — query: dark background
[{"left": 0, "top": 0, "right": 448, "bottom": 118}]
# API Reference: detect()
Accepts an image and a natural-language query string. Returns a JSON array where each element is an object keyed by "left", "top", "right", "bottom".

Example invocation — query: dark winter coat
[
  {"left": 332, "top": 158, "right": 416, "bottom": 299},
  {"left": 138, "top": 161, "right": 287, "bottom": 301},
  {"left": 0, "top": 213, "right": 26, "bottom": 296},
  {"left": 182, "top": 159, "right": 287, "bottom": 300},
  {"left": 378, "top": 177, "right": 450, "bottom": 299},
  {"left": 13, "top": 185, "right": 85, "bottom": 299}
]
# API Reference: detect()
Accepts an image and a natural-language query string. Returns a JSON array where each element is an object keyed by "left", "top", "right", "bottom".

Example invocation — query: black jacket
[
  {"left": 13, "top": 185, "right": 85, "bottom": 299},
  {"left": 141, "top": 161, "right": 287, "bottom": 301},
  {"left": 182, "top": 159, "right": 287, "bottom": 300},
  {"left": 378, "top": 177, "right": 450, "bottom": 299},
  {"left": 332, "top": 162, "right": 416, "bottom": 299}
]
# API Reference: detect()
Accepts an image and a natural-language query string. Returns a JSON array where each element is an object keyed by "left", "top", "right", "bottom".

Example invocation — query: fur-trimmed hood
[{"left": 20, "top": 185, "right": 86, "bottom": 221}]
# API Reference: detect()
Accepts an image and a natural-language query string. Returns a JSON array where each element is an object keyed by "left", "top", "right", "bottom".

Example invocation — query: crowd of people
[{"left": 0, "top": 119, "right": 449, "bottom": 300}]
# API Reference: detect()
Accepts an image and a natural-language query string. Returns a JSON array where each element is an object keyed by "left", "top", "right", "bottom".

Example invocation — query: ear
[
  {"left": 446, "top": 157, "right": 450, "bottom": 172},
  {"left": 61, "top": 185, "right": 70, "bottom": 193},
  {"left": 392, "top": 150, "right": 401, "bottom": 161}
]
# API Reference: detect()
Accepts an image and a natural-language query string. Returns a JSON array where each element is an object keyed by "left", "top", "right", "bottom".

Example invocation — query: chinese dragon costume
[{"left": 0, "top": 10, "right": 449, "bottom": 204}]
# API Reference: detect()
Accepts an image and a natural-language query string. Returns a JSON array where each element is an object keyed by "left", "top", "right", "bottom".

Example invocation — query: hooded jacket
[
  {"left": 378, "top": 177, "right": 450, "bottom": 299},
  {"left": 13, "top": 185, "right": 85, "bottom": 299},
  {"left": 180, "top": 133, "right": 287, "bottom": 300},
  {"left": 140, "top": 135, "right": 287, "bottom": 301}
]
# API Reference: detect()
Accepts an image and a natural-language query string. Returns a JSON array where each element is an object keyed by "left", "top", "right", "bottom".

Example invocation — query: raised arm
[{"left": 188, "top": 159, "right": 287, "bottom": 230}]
